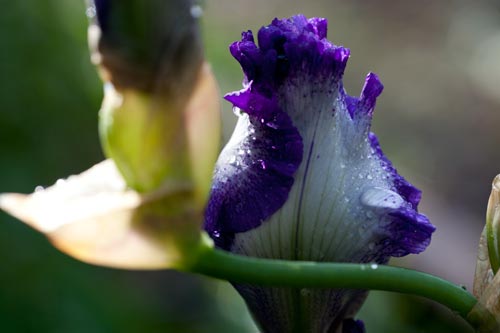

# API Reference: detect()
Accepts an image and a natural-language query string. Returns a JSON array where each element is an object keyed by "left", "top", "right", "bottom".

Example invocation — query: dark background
[{"left": 1, "top": 1, "right": 500, "bottom": 332}]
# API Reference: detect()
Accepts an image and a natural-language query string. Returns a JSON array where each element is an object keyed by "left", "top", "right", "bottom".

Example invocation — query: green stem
[{"left": 190, "top": 244, "right": 477, "bottom": 321}]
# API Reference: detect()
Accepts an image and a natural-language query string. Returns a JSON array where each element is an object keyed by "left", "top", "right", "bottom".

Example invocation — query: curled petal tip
[
  {"left": 0, "top": 193, "right": 35, "bottom": 227},
  {"left": 361, "top": 73, "right": 384, "bottom": 101},
  {"left": 493, "top": 175, "right": 500, "bottom": 191}
]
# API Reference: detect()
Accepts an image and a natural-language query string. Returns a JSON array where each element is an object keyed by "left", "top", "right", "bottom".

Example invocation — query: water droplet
[
  {"left": 34, "top": 185, "right": 44, "bottom": 192},
  {"left": 86, "top": 5, "right": 96, "bottom": 18},
  {"left": 213, "top": 231, "right": 220, "bottom": 238},
  {"left": 257, "top": 159, "right": 266, "bottom": 170},
  {"left": 238, "top": 149, "right": 245, "bottom": 155},
  {"left": 370, "top": 263, "right": 378, "bottom": 269},
  {"left": 56, "top": 179, "right": 66, "bottom": 186},
  {"left": 361, "top": 187, "right": 404, "bottom": 210},
  {"left": 229, "top": 156, "right": 237, "bottom": 165},
  {"left": 340, "top": 163, "right": 346, "bottom": 169},
  {"left": 358, "top": 174, "right": 364, "bottom": 179},
  {"left": 190, "top": 5, "right": 203, "bottom": 18},
  {"left": 366, "top": 175, "right": 373, "bottom": 180}
]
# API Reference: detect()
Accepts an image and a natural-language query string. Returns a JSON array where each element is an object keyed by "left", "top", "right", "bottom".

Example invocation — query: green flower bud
[
  {"left": 88, "top": 0, "right": 220, "bottom": 199},
  {"left": 470, "top": 175, "right": 500, "bottom": 331},
  {"left": 486, "top": 175, "right": 500, "bottom": 274},
  {"left": 99, "top": 63, "right": 221, "bottom": 201}
]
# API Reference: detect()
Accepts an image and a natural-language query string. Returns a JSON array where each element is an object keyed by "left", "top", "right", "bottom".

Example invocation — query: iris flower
[{"left": 204, "top": 15, "right": 435, "bottom": 333}]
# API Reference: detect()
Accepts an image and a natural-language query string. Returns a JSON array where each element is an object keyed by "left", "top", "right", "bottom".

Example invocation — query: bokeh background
[{"left": 1, "top": 1, "right": 500, "bottom": 332}]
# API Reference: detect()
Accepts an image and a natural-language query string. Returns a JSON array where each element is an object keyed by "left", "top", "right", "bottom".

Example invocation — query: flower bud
[
  {"left": 470, "top": 175, "right": 500, "bottom": 331},
  {"left": 88, "top": 0, "right": 202, "bottom": 95},
  {"left": 204, "top": 16, "right": 434, "bottom": 332},
  {"left": 88, "top": 0, "right": 220, "bottom": 199},
  {"left": 486, "top": 175, "right": 500, "bottom": 273}
]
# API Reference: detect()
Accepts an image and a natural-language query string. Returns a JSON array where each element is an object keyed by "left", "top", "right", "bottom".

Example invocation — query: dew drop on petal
[
  {"left": 300, "top": 288, "right": 311, "bottom": 297},
  {"left": 190, "top": 5, "right": 203, "bottom": 18},
  {"left": 360, "top": 187, "right": 405, "bottom": 210},
  {"left": 257, "top": 159, "right": 267, "bottom": 170},
  {"left": 86, "top": 5, "right": 96, "bottom": 18}
]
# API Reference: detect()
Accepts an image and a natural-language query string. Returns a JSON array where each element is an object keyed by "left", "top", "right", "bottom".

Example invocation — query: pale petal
[{"left": 0, "top": 160, "right": 201, "bottom": 270}]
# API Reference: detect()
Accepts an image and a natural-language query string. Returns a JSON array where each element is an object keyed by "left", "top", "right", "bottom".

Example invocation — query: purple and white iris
[{"left": 204, "top": 15, "right": 435, "bottom": 333}]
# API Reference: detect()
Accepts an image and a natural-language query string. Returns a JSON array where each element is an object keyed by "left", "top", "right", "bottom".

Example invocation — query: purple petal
[
  {"left": 342, "top": 319, "right": 366, "bottom": 333},
  {"left": 93, "top": 0, "right": 110, "bottom": 32},
  {"left": 204, "top": 83, "right": 303, "bottom": 248}
]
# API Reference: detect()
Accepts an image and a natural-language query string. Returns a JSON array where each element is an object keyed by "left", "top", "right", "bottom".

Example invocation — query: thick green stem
[{"left": 190, "top": 244, "right": 477, "bottom": 321}]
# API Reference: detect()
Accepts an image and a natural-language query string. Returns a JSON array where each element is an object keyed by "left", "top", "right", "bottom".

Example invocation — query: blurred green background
[{"left": 1, "top": 0, "right": 500, "bottom": 332}]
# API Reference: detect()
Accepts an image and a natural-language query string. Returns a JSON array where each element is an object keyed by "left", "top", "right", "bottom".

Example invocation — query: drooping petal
[
  {"left": 0, "top": 160, "right": 203, "bottom": 270},
  {"left": 204, "top": 15, "right": 435, "bottom": 333}
]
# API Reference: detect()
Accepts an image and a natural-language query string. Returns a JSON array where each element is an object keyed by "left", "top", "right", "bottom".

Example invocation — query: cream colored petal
[
  {"left": 0, "top": 160, "right": 202, "bottom": 270},
  {"left": 474, "top": 226, "right": 494, "bottom": 299},
  {"left": 185, "top": 62, "right": 221, "bottom": 202}
]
